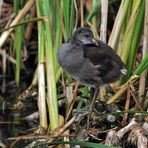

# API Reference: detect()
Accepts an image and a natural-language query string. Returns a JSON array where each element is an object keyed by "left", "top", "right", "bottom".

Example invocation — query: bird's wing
[
  {"left": 83, "top": 40, "right": 124, "bottom": 66},
  {"left": 83, "top": 40, "right": 125, "bottom": 77}
]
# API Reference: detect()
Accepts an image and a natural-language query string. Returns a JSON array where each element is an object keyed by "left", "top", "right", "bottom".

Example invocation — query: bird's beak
[{"left": 91, "top": 39, "right": 98, "bottom": 45}]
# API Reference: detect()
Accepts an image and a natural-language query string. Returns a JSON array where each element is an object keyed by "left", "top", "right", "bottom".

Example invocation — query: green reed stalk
[
  {"left": 125, "top": 0, "right": 145, "bottom": 81},
  {"left": 37, "top": 0, "right": 59, "bottom": 130},
  {"left": 36, "top": 0, "right": 48, "bottom": 130},
  {"left": 14, "top": 0, "right": 25, "bottom": 85}
]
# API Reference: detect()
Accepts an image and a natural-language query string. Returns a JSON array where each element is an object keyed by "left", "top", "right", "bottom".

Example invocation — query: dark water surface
[{"left": 0, "top": 73, "right": 38, "bottom": 147}]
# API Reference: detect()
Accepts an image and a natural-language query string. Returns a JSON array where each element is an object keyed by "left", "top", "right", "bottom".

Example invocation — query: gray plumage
[{"left": 57, "top": 27, "right": 127, "bottom": 87}]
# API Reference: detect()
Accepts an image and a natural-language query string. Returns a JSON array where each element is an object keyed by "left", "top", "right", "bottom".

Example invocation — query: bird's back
[{"left": 83, "top": 40, "right": 126, "bottom": 84}]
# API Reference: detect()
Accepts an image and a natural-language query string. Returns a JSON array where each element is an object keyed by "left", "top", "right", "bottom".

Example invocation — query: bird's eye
[{"left": 85, "top": 34, "right": 89, "bottom": 38}]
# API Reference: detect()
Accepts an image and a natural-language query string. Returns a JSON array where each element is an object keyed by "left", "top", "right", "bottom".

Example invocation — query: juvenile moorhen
[{"left": 57, "top": 27, "right": 127, "bottom": 113}]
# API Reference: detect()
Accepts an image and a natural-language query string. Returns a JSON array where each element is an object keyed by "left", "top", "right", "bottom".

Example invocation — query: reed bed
[{"left": 0, "top": 0, "right": 147, "bottom": 147}]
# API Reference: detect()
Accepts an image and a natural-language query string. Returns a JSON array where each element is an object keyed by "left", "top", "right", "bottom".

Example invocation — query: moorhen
[{"left": 57, "top": 27, "right": 127, "bottom": 113}]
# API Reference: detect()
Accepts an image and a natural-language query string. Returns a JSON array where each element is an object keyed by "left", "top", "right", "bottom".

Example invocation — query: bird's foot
[{"left": 73, "top": 107, "right": 96, "bottom": 128}]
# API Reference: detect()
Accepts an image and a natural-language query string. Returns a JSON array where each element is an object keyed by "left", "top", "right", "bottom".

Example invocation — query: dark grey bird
[{"left": 57, "top": 27, "right": 127, "bottom": 113}]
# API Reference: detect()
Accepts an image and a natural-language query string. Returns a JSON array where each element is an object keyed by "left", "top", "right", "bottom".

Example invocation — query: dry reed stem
[
  {"left": 122, "top": 83, "right": 131, "bottom": 123},
  {"left": 100, "top": 0, "right": 108, "bottom": 42},
  {"left": 38, "top": 63, "right": 48, "bottom": 130},
  {"left": 0, "top": 0, "right": 35, "bottom": 48},
  {"left": 73, "top": 0, "right": 78, "bottom": 31},
  {"left": 80, "top": 0, "right": 84, "bottom": 27},
  {"left": 107, "top": 76, "right": 139, "bottom": 104},
  {"left": 100, "top": 0, "right": 108, "bottom": 102}
]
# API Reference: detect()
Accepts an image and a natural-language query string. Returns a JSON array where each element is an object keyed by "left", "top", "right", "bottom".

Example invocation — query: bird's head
[{"left": 71, "top": 27, "right": 98, "bottom": 45}]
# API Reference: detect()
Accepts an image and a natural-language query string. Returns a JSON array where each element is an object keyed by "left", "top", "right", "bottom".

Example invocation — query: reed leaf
[
  {"left": 120, "top": 0, "right": 142, "bottom": 64},
  {"left": 85, "top": 0, "right": 101, "bottom": 24},
  {"left": 108, "top": 0, "right": 131, "bottom": 49},
  {"left": 124, "top": 0, "right": 145, "bottom": 82},
  {"left": 132, "top": 53, "right": 148, "bottom": 76},
  {"left": 14, "top": 0, "right": 25, "bottom": 85}
]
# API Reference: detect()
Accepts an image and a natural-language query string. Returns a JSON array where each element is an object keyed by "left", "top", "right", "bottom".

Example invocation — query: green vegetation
[{"left": 0, "top": 0, "right": 147, "bottom": 147}]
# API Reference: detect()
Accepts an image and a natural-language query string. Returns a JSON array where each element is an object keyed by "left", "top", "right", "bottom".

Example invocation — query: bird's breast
[{"left": 58, "top": 44, "right": 84, "bottom": 72}]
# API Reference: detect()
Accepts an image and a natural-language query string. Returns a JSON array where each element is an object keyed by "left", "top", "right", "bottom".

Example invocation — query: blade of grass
[
  {"left": 55, "top": 0, "right": 67, "bottom": 41},
  {"left": 62, "top": 0, "right": 70, "bottom": 37},
  {"left": 132, "top": 54, "right": 148, "bottom": 76},
  {"left": 15, "top": 25, "right": 24, "bottom": 85},
  {"left": 69, "top": 0, "right": 75, "bottom": 35},
  {"left": 49, "top": 141, "right": 115, "bottom": 148},
  {"left": 85, "top": 0, "right": 101, "bottom": 24},
  {"left": 14, "top": 0, "right": 25, "bottom": 85}
]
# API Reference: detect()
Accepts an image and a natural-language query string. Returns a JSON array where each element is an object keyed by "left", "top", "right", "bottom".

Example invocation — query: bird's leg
[
  {"left": 89, "top": 87, "right": 99, "bottom": 112},
  {"left": 73, "top": 87, "right": 99, "bottom": 128},
  {"left": 87, "top": 87, "right": 99, "bottom": 127}
]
